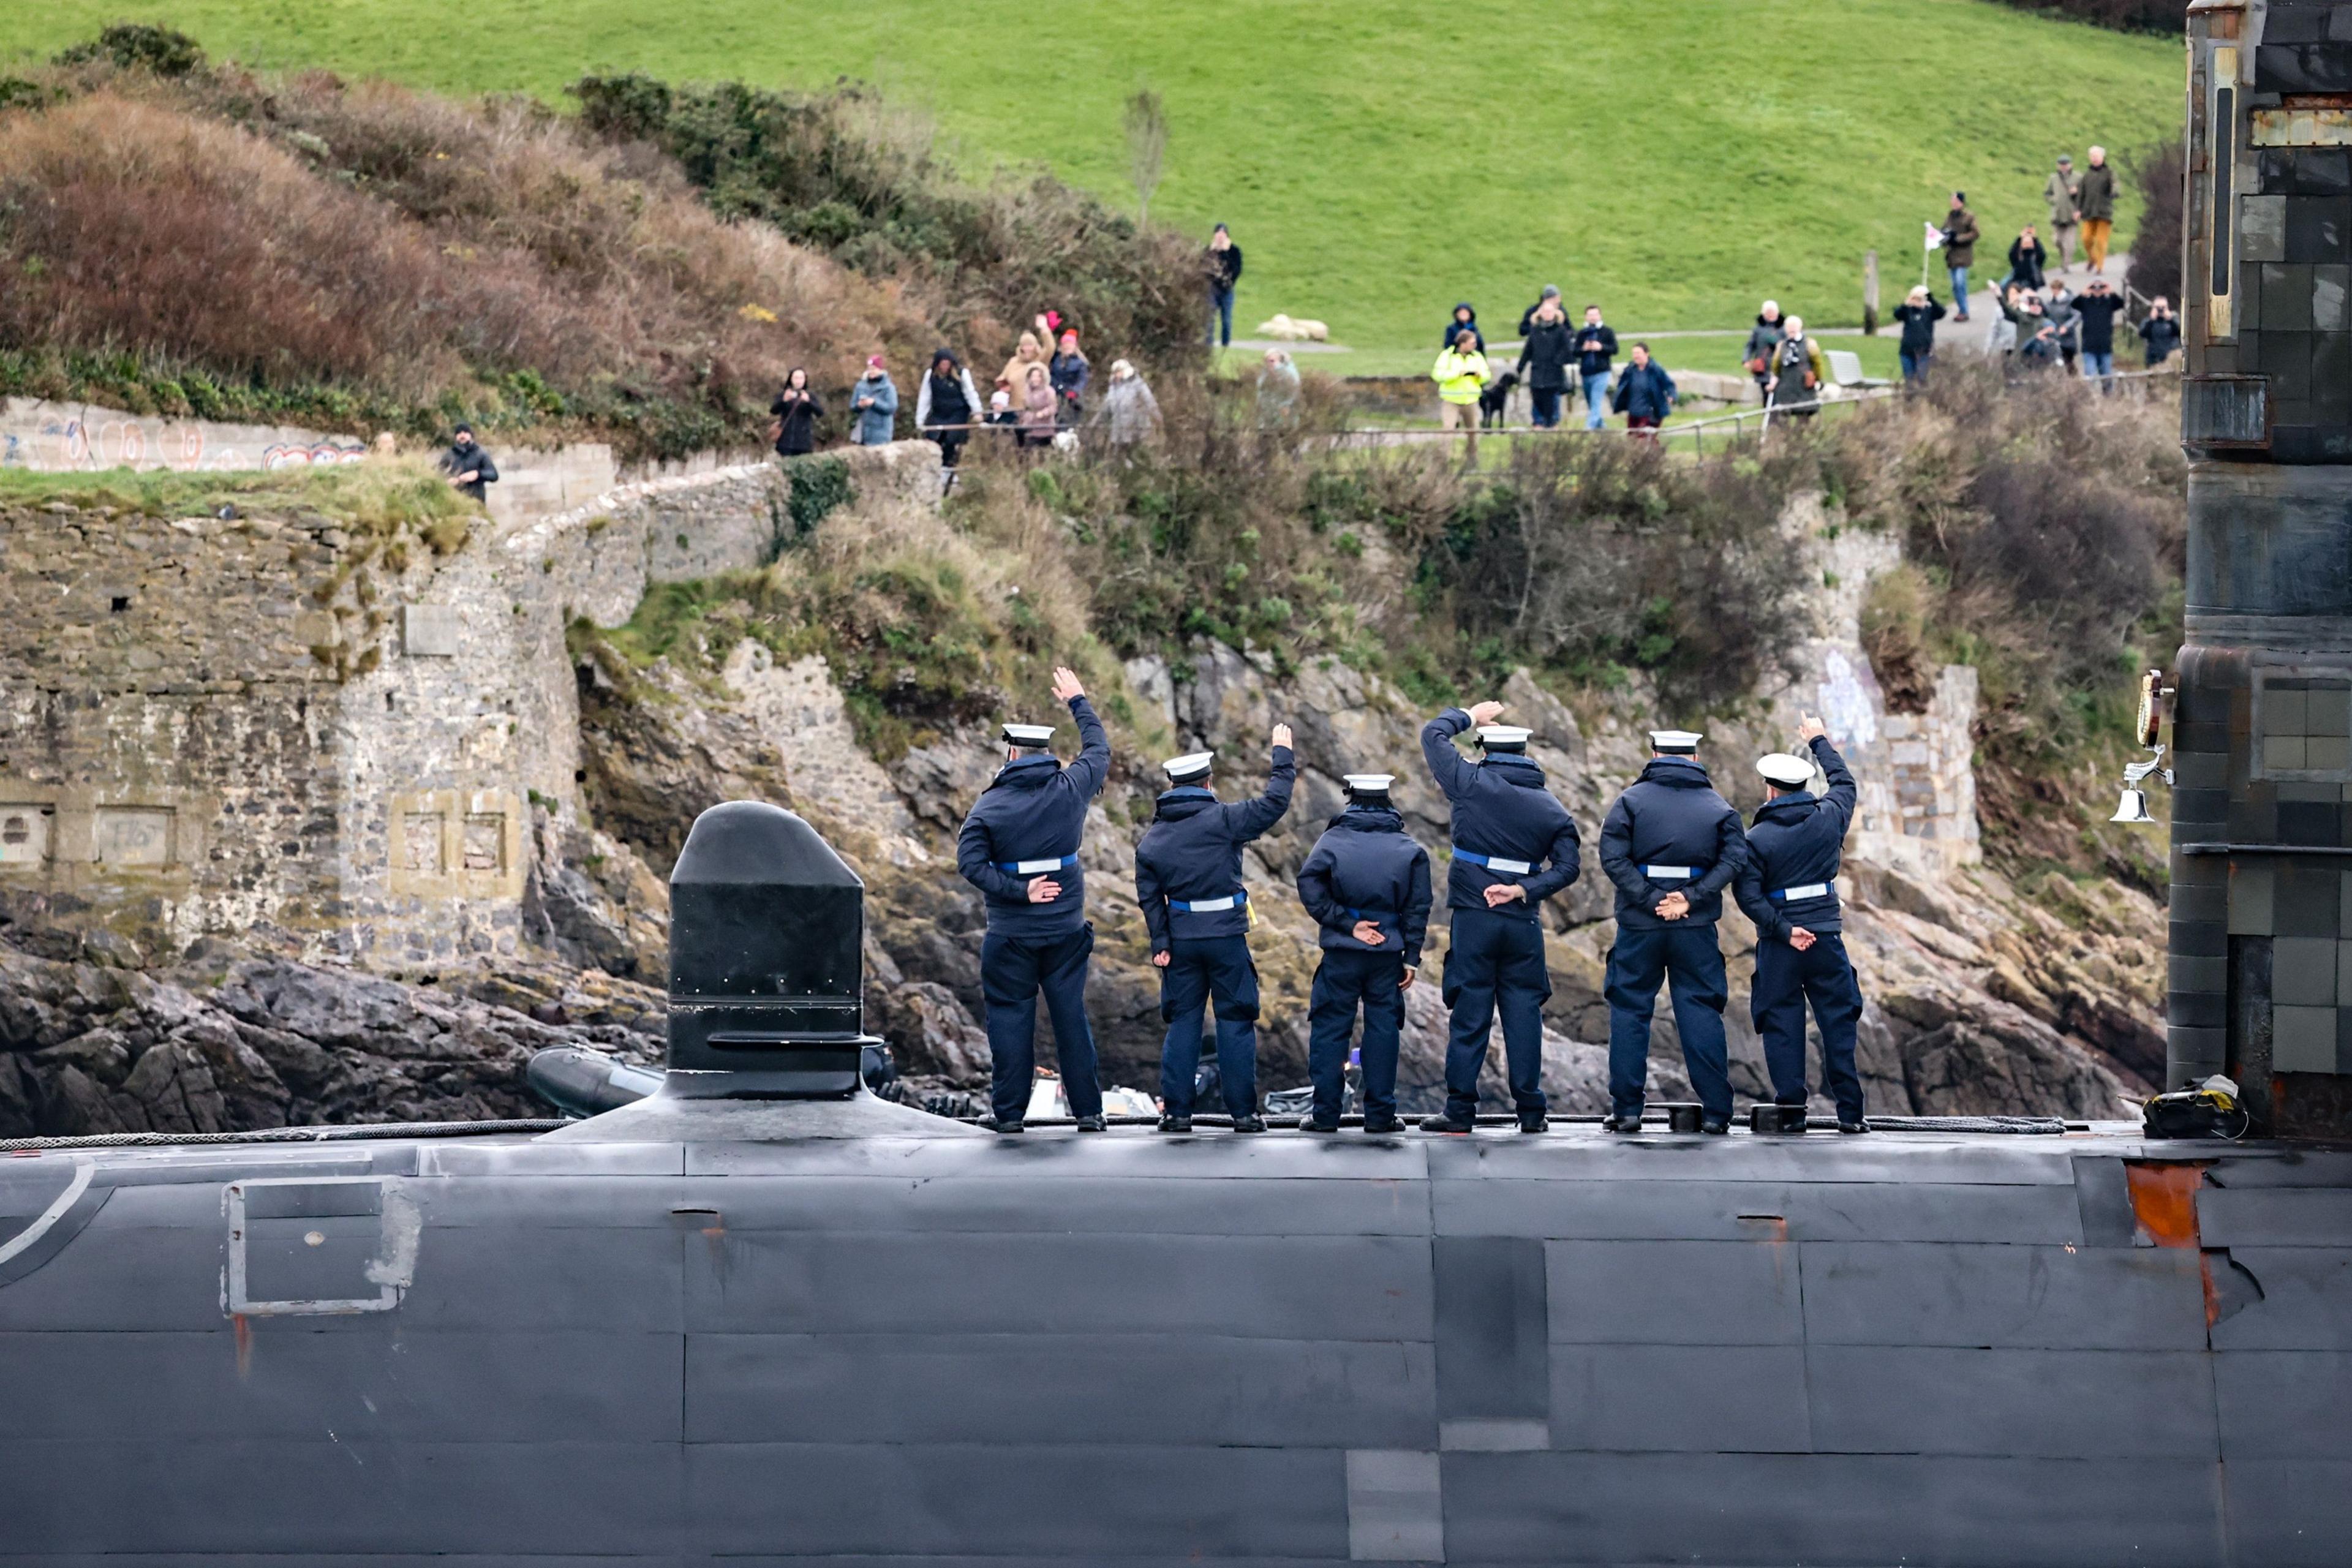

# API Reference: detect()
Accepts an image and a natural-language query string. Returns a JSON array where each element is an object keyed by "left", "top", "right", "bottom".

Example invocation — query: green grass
[
  {"left": 3, "top": 2, "right": 2180, "bottom": 356},
  {"left": 0, "top": 458, "right": 475, "bottom": 536}
]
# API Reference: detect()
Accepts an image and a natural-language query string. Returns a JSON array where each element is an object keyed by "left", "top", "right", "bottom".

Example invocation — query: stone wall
[
  {"left": 0, "top": 397, "right": 771, "bottom": 527},
  {"left": 0, "top": 442, "right": 940, "bottom": 968}
]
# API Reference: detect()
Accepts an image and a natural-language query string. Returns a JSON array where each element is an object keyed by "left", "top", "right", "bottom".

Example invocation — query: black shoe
[
  {"left": 1075, "top": 1114, "right": 1106, "bottom": 1133},
  {"left": 1839, "top": 1117, "right": 1872, "bottom": 1135},
  {"left": 1420, "top": 1112, "right": 1475, "bottom": 1134},
  {"left": 1156, "top": 1114, "right": 1192, "bottom": 1133},
  {"left": 986, "top": 1117, "right": 1025, "bottom": 1134},
  {"left": 1604, "top": 1114, "right": 1644, "bottom": 1134},
  {"left": 1700, "top": 1117, "right": 1730, "bottom": 1136},
  {"left": 1232, "top": 1114, "right": 1268, "bottom": 1134},
  {"left": 1518, "top": 1112, "right": 1549, "bottom": 1134},
  {"left": 1362, "top": 1114, "right": 1403, "bottom": 1135},
  {"left": 1302, "top": 1115, "right": 1341, "bottom": 1134}
]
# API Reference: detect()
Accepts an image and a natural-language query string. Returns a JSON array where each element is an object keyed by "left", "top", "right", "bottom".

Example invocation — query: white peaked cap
[
  {"left": 1163, "top": 752, "right": 1215, "bottom": 782},
  {"left": 1343, "top": 773, "right": 1396, "bottom": 792},
  {"left": 1477, "top": 726, "right": 1534, "bottom": 748},
  {"left": 1756, "top": 752, "right": 1817, "bottom": 788},
  {"left": 1001, "top": 722, "right": 1057, "bottom": 747},
  {"left": 1650, "top": 729, "right": 1704, "bottom": 753}
]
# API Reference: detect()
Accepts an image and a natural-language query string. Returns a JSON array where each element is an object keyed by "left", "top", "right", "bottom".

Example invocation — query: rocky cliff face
[{"left": 0, "top": 450, "right": 2166, "bottom": 1136}]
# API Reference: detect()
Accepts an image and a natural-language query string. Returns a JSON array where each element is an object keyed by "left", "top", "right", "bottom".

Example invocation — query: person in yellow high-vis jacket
[{"left": 1432, "top": 330, "right": 1490, "bottom": 459}]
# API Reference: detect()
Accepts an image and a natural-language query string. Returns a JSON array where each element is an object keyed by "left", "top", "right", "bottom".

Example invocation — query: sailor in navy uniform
[
  {"left": 1732, "top": 717, "right": 1869, "bottom": 1133},
  {"left": 1295, "top": 772, "right": 1433, "bottom": 1134},
  {"left": 954, "top": 668, "right": 1112, "bottom": 1134},
  {"left": 1135, "top": 727, "right": 1296, "bottom": 1133},
  {"left": 1597, "top": 729, "right": 1749, "bottom": 1134},
  {"left": 1418, "top": 702, "right": 1583, "bottom": 1134}
]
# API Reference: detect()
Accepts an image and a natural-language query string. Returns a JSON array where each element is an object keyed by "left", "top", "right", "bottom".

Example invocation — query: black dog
[{"left": 1479, "top": 369, "right": 1520, "bottom": 428}]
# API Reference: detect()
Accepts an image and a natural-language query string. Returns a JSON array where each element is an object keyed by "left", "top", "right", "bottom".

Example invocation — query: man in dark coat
[
  {"left": 955, "top": 668, "right": 1113, "bottom": 1133},
  {"left": 1940, "top": 192, "right": 1981, "bottom": 320},
  {"left": 2139, "top": 296, "right": 2180, "bottom": 366},
  {"left": 1732, "top": 717, "right": 1868, "bottom": 1134},
  {"left": 1418, "top": 702, "right": 1583, "bottom": 1134},
  {"left": 1597, "top": 729, "right": 1749, "bottom": 1133},
  {"left": 2073, "top": 277, "right": 2127, "bottom": 388},
  {"left": 1892, "top": 286, "right": 1946, "bottom": 382},
  {"left": 440, "top": 424, "right": 498, "bottom": 504},
  {"left": 1573, "top": 304, "right": 1619, "bottom": 431},
  {"left": 1136, "top": 728, "right": 1295, "bottom": 1132},
  {"left": 1517, "top": 284, "right": 1562, "bottom": 336},
  {"left": 1295, "top": 773, "right": 1433, "bottom": 1133},
  {"left": 1515, "top": 298, "right": 1577, "bottom": 429}
]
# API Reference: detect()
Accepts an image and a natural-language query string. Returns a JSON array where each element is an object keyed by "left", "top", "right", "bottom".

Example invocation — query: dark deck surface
[{"left": 1, "top": 1106, "right": 2345, "bottom": 1566}]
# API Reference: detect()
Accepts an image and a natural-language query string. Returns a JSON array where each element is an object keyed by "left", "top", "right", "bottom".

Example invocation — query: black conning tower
[{"left": 663, "top": 800, "right": 875, "bottom": 1097}]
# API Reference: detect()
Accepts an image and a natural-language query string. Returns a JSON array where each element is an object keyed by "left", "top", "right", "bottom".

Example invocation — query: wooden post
[{"left": 1863, "top": 250, "right": 1880, "bottom": 336}]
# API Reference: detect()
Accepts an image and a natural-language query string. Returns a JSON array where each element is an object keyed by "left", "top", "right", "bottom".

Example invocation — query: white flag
[{"left": 1924, "top": 221, "right": 1946, "bottom": 251}]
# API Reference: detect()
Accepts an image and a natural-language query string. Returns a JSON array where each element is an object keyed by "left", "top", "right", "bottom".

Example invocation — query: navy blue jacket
[
  {"left": 1574, "top": 323, "right": 1618, "bottom": 377},
  {"left": 1599, "top": 757, "right": 1749, "bottom": 930},
  {"left": 1611, "top": 362, "right": 1678, "bottom": 420},
  {"left": 1441, "top": 306, "right": 1487, "bottom": 352},
  {"left": 1733, "top": 736, "right": 1858, "bottom": 943},
  {"left": 1420, "top": 709, "right": 1582, "bottom": 922},
  {"left": 1296, "top": 807, "right": 1434, "bottom": 967},
  {"left": 1135, "top": 749, "right": 1295, "bottom": 951},
  {"left": 954, "top": 695, "right": 1111, "bottom": 938}
]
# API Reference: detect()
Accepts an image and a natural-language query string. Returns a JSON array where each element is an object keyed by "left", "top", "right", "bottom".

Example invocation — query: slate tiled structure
[{"left": 2173, "top": 1, "right": 2352, "bottom": 1134}]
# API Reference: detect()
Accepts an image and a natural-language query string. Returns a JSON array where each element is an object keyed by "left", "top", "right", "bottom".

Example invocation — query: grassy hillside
[{"left": 2, "top": 2, "right": 2182, "bottom": 350}]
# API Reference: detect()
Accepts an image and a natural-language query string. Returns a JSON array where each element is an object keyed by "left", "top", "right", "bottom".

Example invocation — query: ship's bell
[{"left": 2110, "top": 787, "right": 2155, "bottom": 826}]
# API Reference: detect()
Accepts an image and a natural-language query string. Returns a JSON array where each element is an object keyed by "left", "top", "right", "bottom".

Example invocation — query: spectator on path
[
  {"left": 1207, "top": 224, "right": 1243, "bottom": 349},
  {"left": 2139, "top": 296, "right": 2181, "bottom": 367},
  {"left": 1094, "top": 359, "right": 1163, "bottom": 448},
  {"left": 1940, "top": 192, "right": 1981, "bottom": 321},
  {"left": 769, "top": 369, "right": 821, "bottom": 458},
  {"left": 999, "top": 331, "right": 1052, "bottom": 396},
  {"left": 1892, "top": 285, "right": 1945, "bottom": 383},
  {"left": 2018, "top": 317, "right": 2067, "bottom": 371},
  {"left": 1611, "top": 343, "right": 1677, "bottom": 435},
  {"left": 1573, "top": 304, "right": 1619, "bottom": 432},
  {"left": 1431, "top": 330, "right": 1489, "bottom": 458},
  {"left": 1440, "top": 302, "right": 1487, "bottom": 353},
  {"left": 2045, "top": 153, "right": 2083, "bottom": 271},
  {"left": 1257, "top": 347, "right": 1302, "bottom": 430},
  {"left": 1766, "top": 316, "right": 1827, "bottom": 422},
  {"left": 2045, "top": 280, "right": 2082, "bottom": 372},
  {"left": 1050, "top": 330, "right": 1090, "bottom": 428},
  {"left": 1515, "top": 297, "right": 1576, "bottom": 429},
  {"left": 849, "top": 356, "right": 899, "bottom": 446},
  {"left": 1744, "top": 301, "right": 1787, "bottom": 399},
  {"left": 2006, "top": 225, "right": 2048, "bottom": 294},
  {"left": 986, "top": 378, "right": 1017, "bottom": 439},
  {"left": 2079, "top": 146, "right": 2117, "bottom": 275},
  {"left": 2073, "top": 277, "right": 2126, "bottom": 390},
  {"left": 1518, "top": 284, "right": 1563, "bottom": 336},
  {"left": 441, "top": 423, "right": 497, "bottom": 503},
  {"left": 916, "top": 350, "right": 982, "bottom": 486},
  {"left": 1016, "top": 364, "right": 1059, "bottom": 448},
  {"left": 1985, "top": 283, "right": 2026, "bottom": 359}
]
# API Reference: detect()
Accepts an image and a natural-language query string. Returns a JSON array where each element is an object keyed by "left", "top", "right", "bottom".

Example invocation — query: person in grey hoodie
[{"left": 849, "top": 356, "right": 899, "bottom": 446}]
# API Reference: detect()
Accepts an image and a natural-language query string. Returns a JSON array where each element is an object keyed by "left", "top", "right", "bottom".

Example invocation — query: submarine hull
[{"left": 1, "top": 1114, "right": 2344, "bottom": 1566}]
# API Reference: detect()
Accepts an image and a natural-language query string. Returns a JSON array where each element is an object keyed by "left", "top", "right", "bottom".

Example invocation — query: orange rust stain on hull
[
  {"left": 2124, "top": 1162, "right": 2205, "bottom": 1248},
  {"left": 232, "top": 1311, "right": 252, "bottom": 1378}
]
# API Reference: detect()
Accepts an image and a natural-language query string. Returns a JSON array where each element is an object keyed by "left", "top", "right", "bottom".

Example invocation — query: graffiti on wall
[{"left": 0, "top": 409, "right": 365, "bottom": 474}]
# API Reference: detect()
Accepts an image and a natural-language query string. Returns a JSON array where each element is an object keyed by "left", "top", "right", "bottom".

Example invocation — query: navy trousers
[
  {"left": 1441, "top": 907, "right": 1549, "bottom": 1119},
  {"left": 1605, "top": 923, "right": 1732, "bottom": 1121},
  {"left": 1159, "top": 934, "right": 1261, "bottom": 1118},
  {"left": 1753, "top": 932, "right": 1867, "bottom": 1122},
  {"left": 1308, "top": 948, "right": 1406, "bottom": 1121},
  {"left": 981, "top": 924, "right": 1104, "bottom": 1125}
]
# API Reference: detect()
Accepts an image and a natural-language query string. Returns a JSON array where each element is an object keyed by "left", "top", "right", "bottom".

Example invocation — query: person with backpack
[{"left": 1744, "top": 302, "right": 1787, "bottom": 400}]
